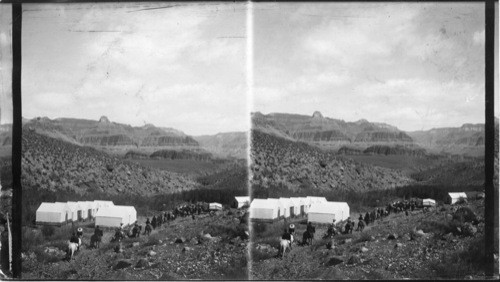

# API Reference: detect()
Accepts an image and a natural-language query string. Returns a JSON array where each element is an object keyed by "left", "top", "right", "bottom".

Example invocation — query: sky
[
  {"left": 22, "top": 2, "right": 247, "bottom": 136},
  {"left": 253, "top": 2, "right": 498, "bottom": 131},
  {"left": 0, "top": 5, "right": 12, "bottom": 125}
]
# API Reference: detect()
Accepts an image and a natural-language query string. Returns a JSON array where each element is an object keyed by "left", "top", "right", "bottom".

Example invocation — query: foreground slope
[{"left": 251, "top": 198, "right": 495, "bottom": 280}]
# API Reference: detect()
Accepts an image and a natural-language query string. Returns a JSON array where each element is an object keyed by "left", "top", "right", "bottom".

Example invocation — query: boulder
[
  {"left": 325, "top": 256, "right": 344, "bottom": 266},
  {"left": 113, "top": 260, "right": 132, "bottom": 270},
  {"left": 343, "top": 238, "right": 352, "bottom": 244},
  {"left": 395, "top": 243, "right": 403, "bottom": 248},
  {"left": 182, "top": 247, "right": 194, "bottom": 253},
  {"left": 462, "top": 223, "right": 477, "bottom": 237},
  {"left": 132, "top": 242, "right": 140, "bottom": 247},
  {"left": 360, "top": 247, "right": 369, "bottom": 253},
  {"left": 387, "top": 234, "right": 398, "bottom": 240},
  {"left": 135, "top": 258, "right": 149, "bottom": 268},
  {"left": 147, "top": 250, "right": 157, "bottom": 257},
  {"left": 347, "top": 255, "right": 361, "bottom": 265},
  {"left": 175, "top": 237, "right": 186, "bottom": 244}
]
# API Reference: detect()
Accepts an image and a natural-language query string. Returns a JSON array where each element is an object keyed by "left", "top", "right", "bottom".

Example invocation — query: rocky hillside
[
  {"left": 0, "top": 124, "right": 12, "bottom": 146},
  {"left": 251, "top": 130, "right": 412, "bottom": 193},
  {"left": 21, "top": 129, "right": 197, "bottom": 196},
  {"left": 252, "top": 112, "right": 413, "bottom": 149},
  {"left": 251, "top": 198, "right": 495, "bottom": 280},
  {"left": 194, "top": 132, "right": 248, "bottom": 159},
  {"left": 22, "top": 208, "right": 248, "bottom": 280},
  {"left": 23, "top": 116, "right": 199, "bottom": 149}
]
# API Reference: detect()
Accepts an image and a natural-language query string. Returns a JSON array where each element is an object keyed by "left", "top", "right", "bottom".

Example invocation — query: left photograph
[{"left": 20, "top": 2, "right": 249, "bottom": 280}]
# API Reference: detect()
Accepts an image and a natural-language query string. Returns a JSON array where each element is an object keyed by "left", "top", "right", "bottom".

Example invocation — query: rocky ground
[
  {"left": 21, "top": 209, "right": 248, "bottom": 280},
  {"left": 250, "top": 198, "right": 498, "bottom": 280}
]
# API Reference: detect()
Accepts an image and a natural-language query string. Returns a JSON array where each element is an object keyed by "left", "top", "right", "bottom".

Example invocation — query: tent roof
[
  {"left": 234, "top": 196, "right": 250, "bottom": 202},
  {"left": 95, "top": 205, "right": 136, "bottom": 218},
  {"left": 250, "top": 199, "right": 277, "bottom": 209},
  {"left": 448, "top": 192, "right": 467, "bottom": 198},
  {"left": 423, "top": 198, "right": 436, "bottom": 202},
  {"left": 209, "top": 202, "right": 222, "bottom": 206},
  {"left": 308, "top": 202, "right": 349, "bottom": 214},
  {"left": 37, "top": 202, "right": 69, "bottom": 213}
]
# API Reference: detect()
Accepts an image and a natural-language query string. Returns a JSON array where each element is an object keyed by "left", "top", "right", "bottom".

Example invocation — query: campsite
[{"left": 250, "top": 195, "right": 493, "bottom": 280}]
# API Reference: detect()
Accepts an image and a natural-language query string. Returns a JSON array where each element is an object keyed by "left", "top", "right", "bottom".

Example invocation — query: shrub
[
  {"left": 354, "top": 231, "right": 373, "bottom": 243},
  {"left": 252, "top": 223, "right": 267, "bottom": 236},
  {"left": 417, "top": 220, "right": 462, "bottom": 235},
  {"left": 41, "top": 225, "right": 55, "bottom": 238},
  {"left": 453, "top": 207, "right": 477, "bottom": 224},
  {"left": 22, "top": 227, "right": 44, "bottom": 252}
]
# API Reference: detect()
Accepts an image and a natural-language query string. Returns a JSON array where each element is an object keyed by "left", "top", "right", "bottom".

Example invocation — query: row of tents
[
  {"left": 36, "top": 200, "right": 137, "bottom": 228},
  {"left": 249, "top": 196, "right": 350, "bottom": 224}
]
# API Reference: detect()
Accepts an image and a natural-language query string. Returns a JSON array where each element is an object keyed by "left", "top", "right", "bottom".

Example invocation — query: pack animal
[
  {"left": 279, "top": 234, "right": 294, "bottom": 258},
  {"left": 66, "top": 238, "right": 81, "bottom": 260}
]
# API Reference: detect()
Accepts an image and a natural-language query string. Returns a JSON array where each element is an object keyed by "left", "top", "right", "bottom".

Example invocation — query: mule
[
  {"left": 278, "top": 234, "right": 294, "bottom": 258},
  {"left": 66, "top": 238, "right": 81, "bottom": 260}
]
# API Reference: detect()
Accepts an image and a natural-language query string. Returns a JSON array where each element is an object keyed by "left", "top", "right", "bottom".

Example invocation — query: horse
[
  {"left": 90, "top": 233, "right": 102, "bottom": 249},
  {"left": 356, "top": 220, "right": 365, "bottom": 232},
  {"left": 66, "top": 238, "right": 81, "bottom": 260},
  {"left": 278, "top": 234, "right": 294, "bottom": 258},
  {"left": 302, "top": 230, "right": 313, "bottom": 245}
]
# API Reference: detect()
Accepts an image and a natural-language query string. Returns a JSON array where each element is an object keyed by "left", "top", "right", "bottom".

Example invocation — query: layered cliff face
[
  {"left": 251, "top": 112, "right": 414, "bottom": 147},
  {"left": 407, "top": 121, "right": 497, "bottom": 157},
  {"left": 23, "top": 116, "right": 200, "bottom": 149},
  {"left": 194, "top": 132, "right": 248, "bottom": 159},
  {"left": 251, "top": 130, "right": 412, "bottom": 193}
]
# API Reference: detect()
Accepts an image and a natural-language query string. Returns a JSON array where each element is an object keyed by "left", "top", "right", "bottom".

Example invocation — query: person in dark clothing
[
  {"left": 359, "top": 214, "right": 363, "bottom": 221},
  {"left": 364, "top": 212, "right": 371, "bottom": 225},
  {"left": 70, "top": 232, "right": 79, "bottom": 244},
  {"left": 306, "top": 222, "right": 316, "bottom": 235},
  {"left": 146, "top": 218, "right": 150, "bottom": 225},
  {"left": 151, "top": 216, "right": 157, "bottom": 229},
  {"left": 281, "top": 229, "right": 291, "bottom": 241}
]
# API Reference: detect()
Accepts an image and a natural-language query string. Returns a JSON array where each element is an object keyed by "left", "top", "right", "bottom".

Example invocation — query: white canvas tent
[
  {"left": 268, "top": 198, "right": 286, "bottom": 218},
  {"left": 56, "top": 202, "right": 78, "bottom": 221},
  {"left": 209, "top": 202, "right": 223, "bottom": 210},
  {"left": 36, "top": 202, "right": 72, "bottom": 225},
  {"left": 76, "top": 201, "right": 91, "bottom": 220},
  {"left": 289, "top": 198, "right": 303, "bottom": 217},
  {"left": 308, "top": 202, "right": 350, "bottom": 224},
  {"left": 94, "top": 200, "right": 114, "bottom": 212},
  {"left": 95, "top": 205, "right": 137, "bottom": 228},
  {"left": 306, "top": 196, "right": 327, "bottom": 210},
  {"left": 279, "top": 198, "right": 295, "bottom": 218},
  {"left": 234, "top": 196, "right": 250, "bottom": 209},
  {"left": 422, "top": 198, "right": 436, "bottom": 207},
  {"left": 85, "top": 201, "right": 98, "bottom": 219},
  {"left": 249, "top": 199, "right": 280, "bottom": 221},
  {"left": 67, "top": 201, "right": 86, "bottom": 221},
  {"left": 447, "top": 192, "right": 467, "bottom": 204}
]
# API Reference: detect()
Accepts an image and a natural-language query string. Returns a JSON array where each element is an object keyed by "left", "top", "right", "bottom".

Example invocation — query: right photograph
[{"left": 249, "top": 2, "right": 498, "bottom": 280}]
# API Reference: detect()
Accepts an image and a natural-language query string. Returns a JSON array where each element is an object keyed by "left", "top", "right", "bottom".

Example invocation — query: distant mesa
[
  {"left": 99, "top": 116, "right": 111, "bottom": 123},
  {"left": 312, "top": 111, "right": 323, "bottom": 119}
]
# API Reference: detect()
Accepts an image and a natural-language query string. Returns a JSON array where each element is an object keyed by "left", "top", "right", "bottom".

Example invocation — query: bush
[
  {"left": 354, "top": 231, "right": 373, "bottom": 243},
  {"left": 41, "top": 225, "right": 55, "bottom": 238},
  {"left": 453, "top": 207, "right": 477, "bottom": 224},
  {"left": 417, "top": 220, "right": 462, "bottom": 235},
  {"left": 22, "top": 227, "right": 44, "bottom": 252},
  {"left": 252, "top": 223, "right": 267, "bottom": 236}
]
